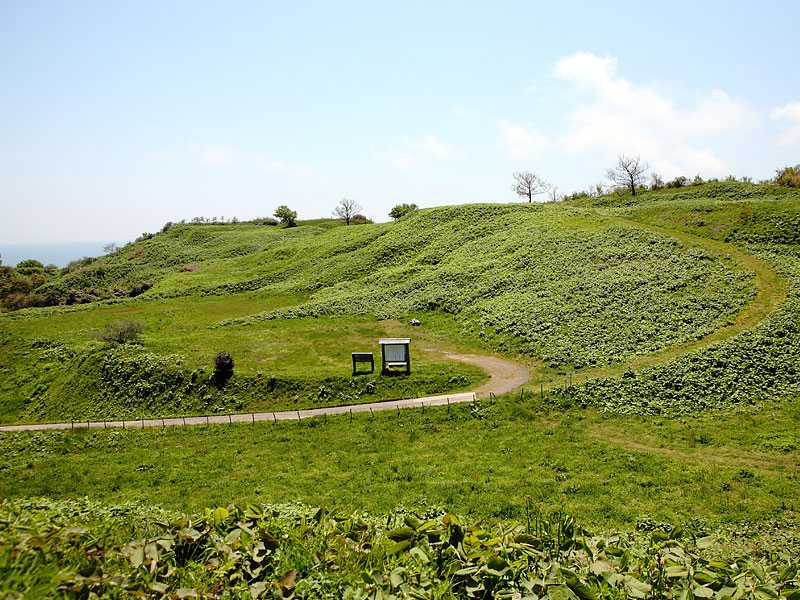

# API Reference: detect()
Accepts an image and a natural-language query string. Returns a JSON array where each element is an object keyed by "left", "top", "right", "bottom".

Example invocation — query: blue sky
[{"left": 1, "top": 1, "right": 799, "bottom": 244}]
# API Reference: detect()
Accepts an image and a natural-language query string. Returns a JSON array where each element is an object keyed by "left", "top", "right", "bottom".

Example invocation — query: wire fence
[{"left": 0, "top": 392, "right": 480, "bottom": 433}]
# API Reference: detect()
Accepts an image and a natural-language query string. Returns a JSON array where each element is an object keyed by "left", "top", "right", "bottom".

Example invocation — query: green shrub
[
  {"left": 389, "top": 203, "right": 418, "bottom": 219},
  {"left": 666, "top": 175, "right": 689, "bottom": 188},
  {"left": 15, "top": 259, "right": 44, "bottom": 275},
  {"left": 775, "top": 164, "right": 800, "bottom": 188},
  {"left": 92, "top": 318, "right": 144, "bottom": 344}
]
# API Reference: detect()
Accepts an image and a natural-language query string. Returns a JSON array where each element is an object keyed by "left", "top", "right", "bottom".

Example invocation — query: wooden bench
[{"left": 351, "top": 352, "right": 374, "bottom": 375}]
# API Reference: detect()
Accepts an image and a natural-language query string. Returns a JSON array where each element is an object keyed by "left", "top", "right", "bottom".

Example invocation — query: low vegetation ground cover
[
  {"left": 544, "top": 185, "right": 800, "bottom": 415},
  {"left": 2, "top": 496, "right": 798, "bottom": 599}
]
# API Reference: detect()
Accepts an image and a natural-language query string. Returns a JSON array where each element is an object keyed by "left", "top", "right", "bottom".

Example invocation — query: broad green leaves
[{"left": 3, "top": 497, "right": 798, "bottom": 599}]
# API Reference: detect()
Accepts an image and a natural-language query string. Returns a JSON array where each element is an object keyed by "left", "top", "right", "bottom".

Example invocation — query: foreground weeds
[{"left": 1, "top": 497, "right": 798, "bottom": 599}]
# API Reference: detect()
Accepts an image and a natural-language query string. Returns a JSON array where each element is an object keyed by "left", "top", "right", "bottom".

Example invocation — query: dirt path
[{"left": 422, "top": 349, "right": 530, "bottom": 397}]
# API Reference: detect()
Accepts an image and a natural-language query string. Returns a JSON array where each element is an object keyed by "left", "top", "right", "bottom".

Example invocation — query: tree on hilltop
[
  {"left": 332, "top": 198, "right": 362, "bottom": 225},
  {"left": 511, "top": 171, "right": 550, "bottom": 202},
  {"left": 389, "top": 203, "right": 418, "bottom": 220},
  {"left": 606, "top": 155, "right": 649, "bottom": 196},
  {"left": 774, "top": 164, "right": 800, "bottom": 188},
  {"left": 274, "top": 205, "right": 298, "bottom": 227}
]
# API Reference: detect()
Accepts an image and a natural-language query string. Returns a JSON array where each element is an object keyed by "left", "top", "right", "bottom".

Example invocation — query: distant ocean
[{"left": 0, "top": 241, "right": 123, "bottom": 268}]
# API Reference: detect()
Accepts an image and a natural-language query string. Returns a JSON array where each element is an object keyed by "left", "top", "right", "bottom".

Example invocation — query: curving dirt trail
[{"left": 421, "top": 349, "right": 529, "bottom": 397}]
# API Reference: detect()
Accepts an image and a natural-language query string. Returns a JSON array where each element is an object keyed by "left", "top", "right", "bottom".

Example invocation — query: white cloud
[
  {"left": 371, "top": 134, "right": 463, "bottom": 168},
  {"left": 541, "top": 51, "right": 756, "bottom": 178},
  {"left": 254, "top": 155, "right": 314, "bottom": 176},
  {"left": 189, "top": 141, "right": 235, "bottom": 165},
  {"left": 771, "top": 101, "right": 800, "bottom": 147},
  {"left": 499, "top": 119, "right": 550, "bottom": 161}
]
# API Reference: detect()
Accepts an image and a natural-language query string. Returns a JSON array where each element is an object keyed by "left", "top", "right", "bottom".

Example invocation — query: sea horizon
[{"left": 0, "top": 241, "right": 126, "bottom": 269}]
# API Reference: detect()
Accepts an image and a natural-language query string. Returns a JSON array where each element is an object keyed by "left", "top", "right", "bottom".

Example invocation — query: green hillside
[
  {"left": 1, "top": 181, "right": 799, "bottom": 598},
  {"left": 2, "top": 186, "right": 783, "bottom": 424}
]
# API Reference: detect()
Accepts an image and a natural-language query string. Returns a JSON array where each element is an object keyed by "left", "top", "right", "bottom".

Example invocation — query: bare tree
[
  {"left": 511, "top": 171, "right": 550, "bottom": 202},
  {"left": 547, "top": 186, "right": 564, "bottom": 203},
  {"left": 606, "top": 155, "right": 650, "bottom": 196},
  {"left": 333, "top": 197, "right": 362, "bottom": 225},
  {"left": 103, "top": 242, "right": 118, "bottom": 254},
  {"left": 650, "top": 172, "right": 664, "bottom": 190}
]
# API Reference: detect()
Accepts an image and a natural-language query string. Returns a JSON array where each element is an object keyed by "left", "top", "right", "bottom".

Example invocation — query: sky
[{"left": 1, "top": 1, "right": 799, "bottom": 245}]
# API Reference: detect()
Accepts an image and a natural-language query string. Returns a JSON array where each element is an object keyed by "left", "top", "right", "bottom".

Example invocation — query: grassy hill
[
  {"left": 1, "top": 189, "right": 777, "bottom": 423},
  {"left": 1, "top": 181, "right": 799, "bottom": 598}
]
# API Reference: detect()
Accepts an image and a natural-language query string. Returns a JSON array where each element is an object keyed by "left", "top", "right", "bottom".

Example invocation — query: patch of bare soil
[{"left": 422, "top": 349, "right": 530, "bottom": 397}]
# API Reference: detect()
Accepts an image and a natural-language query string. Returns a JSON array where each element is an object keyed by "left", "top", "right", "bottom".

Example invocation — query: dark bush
[
  {"left": 214, "top": 351, "right": 234, "bottom": 386},
  {"left": 215, "top": 351, "right": 234, "bottom": 372},
  {"left": 92, "top": 318, "right": 144, "bottom": 344},
  {"left": 389, "top": 203, "right": 418, "bottom": 220},
  {"left": 66, "top": 288, "right": 103, "bottom": 305}
]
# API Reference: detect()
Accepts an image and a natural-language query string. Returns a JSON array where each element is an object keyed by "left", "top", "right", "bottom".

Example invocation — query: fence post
[
  {"left": 206, "top": 415, "right": 209, "bottom": 426},
  {"left": 447, "top": 398, "right": 450, "bottom": 412},
  {"left": 520, "top": 388, "right": 524, "bottom": 402},
  {"left": 349, "top": 408, "right": 352, "bottom": 423},
  {"left": 141, "top": 417, "right": 144, "bottom": 429},
  {"left": 228, "top": 414, "right": 232, "bottom": 424},
  {"left": 370, "top": 407, "right": 374, "bottom": 418},
  {"left": 296, "top": 410, "right": 301, "bottom": 422},
  {"left": 273, "top": 411, "right": 277, "bottom": 423},
  {"left": 182, "top": 416, "right": 186, "bottom": 426},
  {"left": 252, "top": 413, "right": 255, "bottom": 424}
]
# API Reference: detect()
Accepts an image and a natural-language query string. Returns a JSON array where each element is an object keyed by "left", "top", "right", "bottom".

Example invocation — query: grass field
[{"left": 2, "top": 396, "right": 798, "bottom": 531}]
